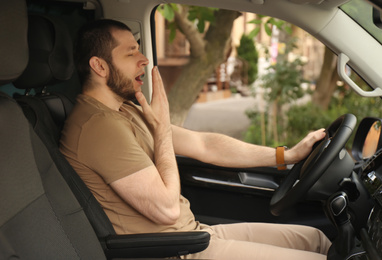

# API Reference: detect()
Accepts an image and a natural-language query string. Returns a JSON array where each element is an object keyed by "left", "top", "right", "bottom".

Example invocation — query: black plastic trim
[
  {"left": 360, "top": 228, "right": 382, "bottom": 260},
  {"left": 150, "top": 5, "right": 158, "bottom": 66},
  {"left": 103, "top": 231, "right": 210, "bottom": 259}
]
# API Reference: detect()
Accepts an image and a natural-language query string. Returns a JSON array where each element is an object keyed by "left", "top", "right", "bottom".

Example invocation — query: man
[{"left": 60, "top": 19, "right": 330, "bottom": 259}]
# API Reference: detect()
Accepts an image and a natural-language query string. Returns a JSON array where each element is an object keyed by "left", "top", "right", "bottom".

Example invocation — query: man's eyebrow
[{"left": 128, "top": 44, "right": 140, "bottom": 51}]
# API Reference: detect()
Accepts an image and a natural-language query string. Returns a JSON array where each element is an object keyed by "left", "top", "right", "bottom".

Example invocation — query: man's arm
[
  {"left": 172, "top": 125, "right": 326, "bottom": 168},
  {"left": 110, "top": 66, "right": 180, "bottom": 225}
]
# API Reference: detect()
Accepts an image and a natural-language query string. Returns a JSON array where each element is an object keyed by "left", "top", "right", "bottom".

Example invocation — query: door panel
[{"left": 177, "top": 156, "right": 337, "bottom": 239}]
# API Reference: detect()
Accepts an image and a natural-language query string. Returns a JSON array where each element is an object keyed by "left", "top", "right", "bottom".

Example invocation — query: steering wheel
[{"left": 270, "top": 114, "right": 357, "bottom": 216}]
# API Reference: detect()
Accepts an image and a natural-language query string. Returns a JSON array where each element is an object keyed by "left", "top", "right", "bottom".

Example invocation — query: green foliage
[
  {"left": 243, "top": 111, "right": 266, "bottom": 145},
  {"left": 262, "top": 58, "right": 306, "bottom": 104},
  {"left": 243, "top": 10, "right": 382, "bottom": 149},
  {"left": 245, "top": 84, "right": 382, "bottom": 149},
  {"left": 244, "top": 38, "right": 308, "bottom": 146},
  {"left": 158, "top": 4, "right": 178, "bottom": 21},
  {"left": 334, "top": 85, "right": 382, "bottom": 127},
  {"left": 286, "top": 85, "right": 382, "bottom": 149},
  {"left": 286, "top": 102, "right": 347, "bottom": 146},
  {"left": 236, "top": 34, "right": 259, "bottom": 85},
  {"left": 248, "top": 15, "right": 292, "bottom": 38},
  {"left": 246, "top": 57, "right": 382, "bottom": 146},
  {"left": 187, "top": 6, "right": 218, "bottom": 33},
  {"left": 331, "top": 73, "right": 382, "bottom": 129},
  {"left": 261, "top": 38, "right": 306, "bottom": 104},
  {"left": 244, "top": 109, "right": 288, "bottom": 147},
  {"left": 157, "top": 4, "right": 179, "bottom": 41},
  {"left": 158, "top": 4, "right": 218, "bottom": 42}
]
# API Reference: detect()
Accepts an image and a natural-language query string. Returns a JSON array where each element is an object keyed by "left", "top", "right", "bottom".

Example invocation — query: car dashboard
[
  {"left": 344, "top": 116, "right": 382, "bottom": 259},
  {"left": 360, "top": 148, "right": 382, "bottom": 257}
]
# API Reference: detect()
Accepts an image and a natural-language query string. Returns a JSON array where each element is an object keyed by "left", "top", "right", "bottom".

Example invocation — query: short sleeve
[{"left": 77, "top": 113, "right": 153, "bottom": 184}]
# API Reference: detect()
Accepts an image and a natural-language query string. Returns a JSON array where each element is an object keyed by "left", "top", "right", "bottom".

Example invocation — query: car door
[
  {"left": 149, "top": 3, "right": 336, "bottom": 239},
  {"left": 177, "top": 155, "right": 335, "bottom": 236}
]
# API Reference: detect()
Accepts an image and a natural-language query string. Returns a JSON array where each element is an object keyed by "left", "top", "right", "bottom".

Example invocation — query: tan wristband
[{"left": 276, "top": 146, "right": 287, "bottom": 170}]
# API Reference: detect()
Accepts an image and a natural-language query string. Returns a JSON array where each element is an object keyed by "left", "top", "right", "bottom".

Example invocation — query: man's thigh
[
  {"left": 183, "top": 222, "right": 330, "bottom": 260},
  {"left": 208, "top": 222, "right": 331, "bottom": 253},
  {"left": 184, "top": 234, "right": 327, "bottom": 260}
]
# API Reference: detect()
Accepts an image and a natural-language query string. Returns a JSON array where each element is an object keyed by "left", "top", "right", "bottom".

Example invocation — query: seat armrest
[{"left": 101, "top": 231, "right": 210, "bottom": 259}]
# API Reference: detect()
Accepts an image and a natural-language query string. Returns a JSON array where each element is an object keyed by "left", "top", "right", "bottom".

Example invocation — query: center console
[{"left": 360, "top": 149, "right": 382, "bottom": 259}]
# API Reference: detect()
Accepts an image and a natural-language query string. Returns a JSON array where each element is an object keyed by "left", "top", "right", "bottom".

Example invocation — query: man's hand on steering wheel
[
  {"left": 270, "top": 114, "right": 357, "bottom": 216},
  {"left": 285, "top": 128, "right": 326, "bottom": 165}
]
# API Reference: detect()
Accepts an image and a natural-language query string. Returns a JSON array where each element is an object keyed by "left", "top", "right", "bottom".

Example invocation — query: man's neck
[{"left": 83, "top": 85, "right": 123, "bottom": 111}]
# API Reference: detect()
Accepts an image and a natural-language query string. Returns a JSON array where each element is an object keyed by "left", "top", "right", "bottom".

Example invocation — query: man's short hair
[{"left": 75, "top": 19, "right": 131, "bottom": 87}]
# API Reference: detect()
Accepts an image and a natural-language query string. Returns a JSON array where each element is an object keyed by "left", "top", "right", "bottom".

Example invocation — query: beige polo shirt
[{"left": 60, "top": 94, "right": 198, "bottom": 234}]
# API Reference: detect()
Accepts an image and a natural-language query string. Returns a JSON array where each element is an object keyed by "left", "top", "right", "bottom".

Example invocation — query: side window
[{"left": 152, "top": 4, "right": 382, "bottom": 148}]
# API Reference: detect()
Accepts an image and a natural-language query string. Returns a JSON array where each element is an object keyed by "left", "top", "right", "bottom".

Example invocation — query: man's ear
[{"left": 89, "top": 56, "right": 108, "bottom": 78}]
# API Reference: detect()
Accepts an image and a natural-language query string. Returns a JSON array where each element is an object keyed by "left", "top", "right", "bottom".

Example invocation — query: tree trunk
[
  {"left": 312, "top": 46, "right": 338, "bottom": 110},
  {"left": 167, "top": 9, "right": 241, "bottom": 126}
]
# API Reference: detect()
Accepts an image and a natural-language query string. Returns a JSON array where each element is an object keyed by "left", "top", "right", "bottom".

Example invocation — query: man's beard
[{"left": 107, "top": 61, "right": 136, "bottom": 102}]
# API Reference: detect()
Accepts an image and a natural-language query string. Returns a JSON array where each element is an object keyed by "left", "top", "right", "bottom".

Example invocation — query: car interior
[{"left": 1, "top": 0, "right": 382, "bottom": 259}]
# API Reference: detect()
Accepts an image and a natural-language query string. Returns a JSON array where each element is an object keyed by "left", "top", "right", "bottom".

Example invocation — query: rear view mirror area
[{"left": 365, "top": 0, "right": 382, "bottom": 28}]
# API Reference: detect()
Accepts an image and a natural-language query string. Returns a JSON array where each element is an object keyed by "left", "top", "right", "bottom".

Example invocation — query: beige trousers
[{"left": 184, "top": 223, "right": 331, "bottom": 260}]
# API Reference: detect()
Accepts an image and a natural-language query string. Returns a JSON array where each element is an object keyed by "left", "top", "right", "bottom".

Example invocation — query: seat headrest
[
  {"left": 0, "top": 0, "right": 28, "bottom": 85},
  {"left": 14, "top": 15, "right": 74, "bottom": 89}
]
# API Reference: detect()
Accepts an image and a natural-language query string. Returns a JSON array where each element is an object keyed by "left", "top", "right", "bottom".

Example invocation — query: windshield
[{"left": 341, "top": 0, "right": 382, "bottom": 44}]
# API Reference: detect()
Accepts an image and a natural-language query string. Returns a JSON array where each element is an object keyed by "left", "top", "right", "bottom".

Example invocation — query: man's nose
[{"left": 139, "top": 53, "right": 149, "bottom": 67}]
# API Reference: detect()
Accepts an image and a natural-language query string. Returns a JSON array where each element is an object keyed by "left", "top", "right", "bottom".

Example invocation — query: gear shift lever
[
  {"left": 330, "top": 192, "right": 349, "bottom": 226},
  {"left": 327, "top": 192, "right": 357, "bottom": 259}
]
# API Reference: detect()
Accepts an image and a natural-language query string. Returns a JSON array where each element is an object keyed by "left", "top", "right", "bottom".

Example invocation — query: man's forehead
[{"left": 111, "top": 29, "right": 138, "bottom": 48}]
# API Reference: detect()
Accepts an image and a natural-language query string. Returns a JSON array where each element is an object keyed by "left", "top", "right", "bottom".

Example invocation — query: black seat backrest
[
  {"left": 0, "top": 1, "right": 106, "bottom": 258},
  {"left": 13, "top": 13, "right": 117, "bottom": 239},
  {"left": 14, "top": 14, "right": 75, "bottom": 132}
]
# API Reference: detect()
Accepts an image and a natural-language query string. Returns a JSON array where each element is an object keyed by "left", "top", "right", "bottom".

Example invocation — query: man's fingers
[
  {"left": 152, "top": 66, "right": 159, "bottom": 94},
  {"left": 312, "top": 128, "right": 326, "bottom": 142},
  {"left": 152, "top": 66, "right": 166, "bottom": 97},
  {"left": 287, "top": 128, "right": 327, "bottom": 164},
  {"left": 135, "top": 91, "right": 149, "bottom": 110}
]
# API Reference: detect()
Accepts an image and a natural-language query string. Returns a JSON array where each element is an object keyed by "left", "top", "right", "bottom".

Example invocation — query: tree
[
  {"left": 236, "top": 34, "right": 258, "bottom": 85},
  {"left": 248, "top": 15, "right": 339, "bottom": 111},
  {"left": 311, "top": 47, "right": 339, "bottom": 110},
  {"left": 260, "top": 39, "right": 306, "bottom": 145},
  {"left": 245, "top": 16, "right": 302, "bottom": 145},
  {"left": 159, "top": 5, "right": 241, "bottom": 125}
]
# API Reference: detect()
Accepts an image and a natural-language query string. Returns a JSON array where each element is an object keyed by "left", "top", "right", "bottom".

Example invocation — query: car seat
[
  {"left": 9, "top": 11, "right": 210, "bottom": 259},
  {"left": 0, "top": 1, "right": 107, "bottom": 259},
  {"left": 13, "top": 14, "right": 116, "bottom": 240}
]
